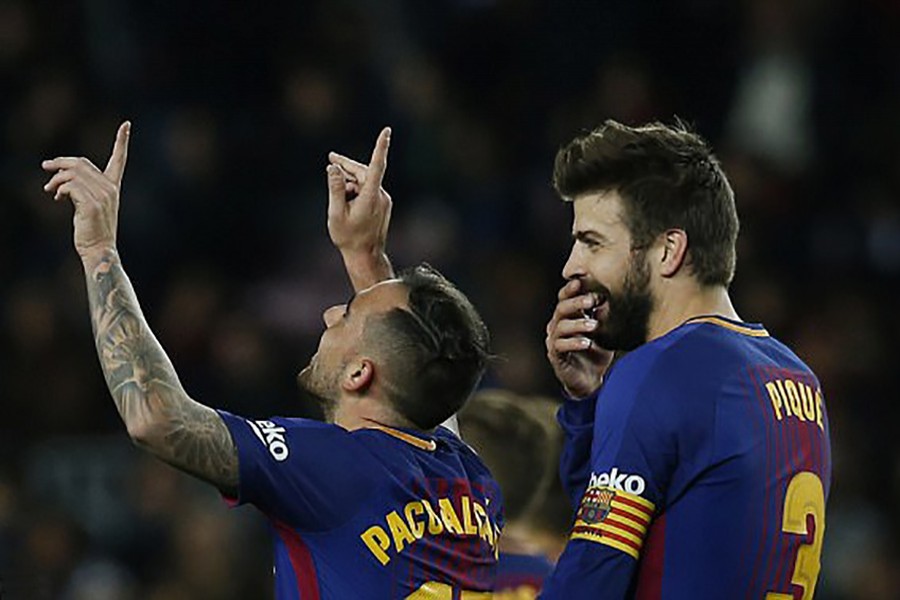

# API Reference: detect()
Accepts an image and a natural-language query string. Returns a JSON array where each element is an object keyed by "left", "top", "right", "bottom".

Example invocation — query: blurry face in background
[
  {"left": 297, "top": 280, "right": 410, "bottom": 422},
  {"left": 562, "top": 190, "right": 654, "bottom": 351}
]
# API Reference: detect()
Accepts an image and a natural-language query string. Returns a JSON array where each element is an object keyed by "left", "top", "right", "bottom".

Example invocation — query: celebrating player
[
  {"left": 541, "top": 121, "right": 831, "bottom": 598},
  {"left": 43, "top": 124, "right": 502, "bottom": 598}
]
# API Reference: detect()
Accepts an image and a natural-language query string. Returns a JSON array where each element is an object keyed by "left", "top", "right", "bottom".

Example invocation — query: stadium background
[{"left": 1, "top": 0, "right": 898, "bottom": 597}]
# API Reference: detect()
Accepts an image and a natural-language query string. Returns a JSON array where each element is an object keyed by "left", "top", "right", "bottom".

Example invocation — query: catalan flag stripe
[
  {"left": 614, "top": 502, "right": 652, "bottom": 523},
  {"left": 571, "top": 529, "right": 641, "bottom": 560},
  {"left": 571, "top": 485, "right": 655, "bottom": 560}
]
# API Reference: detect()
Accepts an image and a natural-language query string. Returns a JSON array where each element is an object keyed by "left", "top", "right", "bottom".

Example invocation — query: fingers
[
  {"left": 546, "top": 313, "right": 596, "bottom": 351},
  {"left": 54, "top": 179, "right": 88, "bottom": 202},
  {"left": 551, "top": 335, "right": 594, "bottom": 354},
  {"left": 365, "top": 126, "right": 391, "bottom": 190},
  {"left": 550, "top": 293, "right": 597, "bottom": 327},
  {"left": 42, "top": 156, "right": 97, "bottom": 172},
  {"left": 554, "top": 317, "right": 598, "bottom": 338},
  {"left": 326, "top": 164, "right": 347, "bottom": 217},
  {"left": 104, "top": 121, "right": 131, "bottom": 184},
  {"left": 41, "top": 157, "right": 108, "bottom": 200},
  {"left": 328, "top": 152, "right": 367, "bottom": 182},
  {"left": 558, "top": 278, "right": 582, "bottom": 301},
  {"left": 327, "top": 126, "right": 392, "bottom": 191},
  {"left": 43, "top": 169, "right": 76, "bottom": 195}
]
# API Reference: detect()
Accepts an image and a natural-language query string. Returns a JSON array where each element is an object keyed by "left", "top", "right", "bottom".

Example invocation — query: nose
[
  {"left": 323, "top": 304, "right": 345, "bottom": 328},
  {"left": 562, "top": 244, "right": 585, "bottom": 281}
]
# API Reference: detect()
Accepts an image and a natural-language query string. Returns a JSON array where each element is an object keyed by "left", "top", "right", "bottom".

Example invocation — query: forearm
[
  {"left": 83, "top": 249, "right": 238, "bottom": 491},
  {"left": 557, "top": 392, "right": 599, "bottom": 506},
  {"left": 341, "top": 249, "right": 394, "bottom": 292}
]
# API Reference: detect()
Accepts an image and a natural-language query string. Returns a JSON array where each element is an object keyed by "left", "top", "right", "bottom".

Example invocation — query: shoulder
[
  {"left": 609, "top": 319, "right": 772, "bottom": 395},
  {"left": 599, "top": 322, "right": 754, "bottom": 430}
]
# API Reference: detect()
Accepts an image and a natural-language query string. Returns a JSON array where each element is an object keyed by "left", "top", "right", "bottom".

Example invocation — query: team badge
[{"left": 577, "top": 487, "right": 615, "bottom": 525}]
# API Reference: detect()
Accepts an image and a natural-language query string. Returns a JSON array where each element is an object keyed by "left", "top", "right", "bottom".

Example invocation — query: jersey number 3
[
  {"left": 765, "top": 471, "right": 826, "bottom": 600},
  {"left": 407, "top": 582, "right": 492, "bottom": 599}
]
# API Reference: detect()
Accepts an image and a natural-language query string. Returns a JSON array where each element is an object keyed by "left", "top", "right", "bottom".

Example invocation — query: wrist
[
  {"left": 340, "top": 246, "right": 388, "bottom": 264},
  {"left": 341, "top": 249, "right": 393, "bottom": 280},
  {"left": 562, "top": 377, "right": 603, "bottom": 401},
  {"left": 80, "top": 246, "right": 119, "bottom": 271}
]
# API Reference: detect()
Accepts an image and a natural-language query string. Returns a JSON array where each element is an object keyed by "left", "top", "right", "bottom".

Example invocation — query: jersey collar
[
  {"left": 683, "top": 314, "right": 770, "bottom": 338},
  {"left": 367, "top": 424, "right": 438, "bottom": 451}
]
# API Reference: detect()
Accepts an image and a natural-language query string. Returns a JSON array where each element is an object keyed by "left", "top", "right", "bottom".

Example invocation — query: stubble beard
[
  {"left": 297, "top": 359, "right": 340, "bottom": 423},
  {"left": 589, "top": 249, "right": 654, "bottom": 352}
]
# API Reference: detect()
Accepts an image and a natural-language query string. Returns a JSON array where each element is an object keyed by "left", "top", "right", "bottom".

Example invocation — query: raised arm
[
  {"left": 326, "top": 127, "right": 395, "bottom": 291},
  {"left": 42, "top": 123, "right": 238, "bottom": 496}
]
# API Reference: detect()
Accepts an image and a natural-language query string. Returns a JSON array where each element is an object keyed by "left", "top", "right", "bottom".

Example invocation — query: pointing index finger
[
  {"left": 104, "top": 121, "right": 131, "bottom": 184},
  {"left": 364, "top": 127, "right": 391, "bottom": 191}
]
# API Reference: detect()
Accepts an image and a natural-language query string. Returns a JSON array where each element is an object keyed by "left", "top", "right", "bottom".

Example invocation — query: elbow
[{"left": 126, "top": 417, "right": 166, "bottom": 451}]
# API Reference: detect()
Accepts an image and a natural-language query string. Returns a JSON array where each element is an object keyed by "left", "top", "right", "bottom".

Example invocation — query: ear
[
  {"left": 342, "top": 358, "right": 375, "bottom": 393},
  {"left": 658, "top": 229, "right": 689, "bottom": 278}
]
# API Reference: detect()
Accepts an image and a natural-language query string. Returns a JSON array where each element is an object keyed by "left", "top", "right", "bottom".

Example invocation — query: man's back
[
  {"left": 545, "top": 316, "right": 831, "bottom": 599},
  {"left": 219, "top": 412, "right": 502, "bottom": 599}
]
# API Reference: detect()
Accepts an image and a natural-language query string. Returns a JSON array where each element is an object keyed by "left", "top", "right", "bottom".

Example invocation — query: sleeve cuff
[{"left": 558, "top": 389, "right": 600, "bottom": 429}]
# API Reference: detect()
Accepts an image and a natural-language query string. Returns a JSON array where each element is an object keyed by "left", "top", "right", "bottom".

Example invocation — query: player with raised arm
[
  {"left": 43, "top": 124, "right": 502, "bottom": 599},
  {"left": 541, "top": 121, "right": 831, "bottom": 599}
]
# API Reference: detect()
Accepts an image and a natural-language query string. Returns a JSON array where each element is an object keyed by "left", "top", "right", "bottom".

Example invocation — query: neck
[
  {"left": 333, "top": 397, "right": 414, "bottom": 431},
  {"left": 647, "top": 283, "right": 738, "bottom": 342}
]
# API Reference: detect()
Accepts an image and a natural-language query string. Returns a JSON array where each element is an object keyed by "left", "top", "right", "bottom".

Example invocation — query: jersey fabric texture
[
  {"left": 218, "top": 412, "right": 503, "bottom": 599},
  {"left": 541, "top": 316, "right": 832, "bottom": 599}
]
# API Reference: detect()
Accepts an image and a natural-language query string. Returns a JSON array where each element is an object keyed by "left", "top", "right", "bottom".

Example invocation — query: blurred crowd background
[{"left": 1, "top": 0, "right": 898, "bottom": 598}]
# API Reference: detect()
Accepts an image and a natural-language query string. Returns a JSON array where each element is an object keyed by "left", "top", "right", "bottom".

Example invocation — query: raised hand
[
  {"left": 42, "top": 121, "right": 131, "bottom": 261},
  {"left": 545, "top": 279, "right": 614, "bottom": 398},
  {"left": 326, "top": 127, "right": 395, "bottom": 290}
]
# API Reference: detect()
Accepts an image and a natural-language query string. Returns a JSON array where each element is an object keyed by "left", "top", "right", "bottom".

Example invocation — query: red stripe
[
  {"left": 604, "top": 513, "right": 646, "bottom": 539},
  {"left": 746, "top": 365, "right": 770, "bottom": 599},
  {"left": 760, "top": 365, "right": 783, "bottom": 594},
  {"left": 615, "top": 495, "right": 653, "bottom": 518},
  {"left": 610, "top": 506, "right": 650, "bottom": 528},
  {"left": 599, "top": 529, "right": 641, "bottom": 552},
  {"left": 635, "top": 513, "right": 666, "bottom": 600},
  {"left": 274, "top": 519, "right": 320, "bottom": 599}
]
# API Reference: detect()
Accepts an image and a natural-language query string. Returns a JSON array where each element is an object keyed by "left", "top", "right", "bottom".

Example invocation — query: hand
[
  {"left": 326, "top": 127, "right": 392, "bottom": 258},
  {"left": 42, "top": 121, "right": 131, "bottom": 262},
  {"left": 545, "top": 279, "right": 614, "bottom": 399}
]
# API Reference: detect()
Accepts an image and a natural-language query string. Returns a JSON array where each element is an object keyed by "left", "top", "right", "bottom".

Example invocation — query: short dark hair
[
  {"left": 553, "top": 119, "right": 739, "bottom": 286},
  {"left": 365, "top": 264, "right": 490, "bottom": 430},
  {"left": 458, "top": 390, "right": 556, "bottom": 523}
]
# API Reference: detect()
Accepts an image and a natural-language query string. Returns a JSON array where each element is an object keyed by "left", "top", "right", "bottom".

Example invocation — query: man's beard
[
  {"left": 297, "top": 358, "right": 340, "bottom": 423},
  {"left": 588, "top": 250, "right": 654, "bottom": 352}
]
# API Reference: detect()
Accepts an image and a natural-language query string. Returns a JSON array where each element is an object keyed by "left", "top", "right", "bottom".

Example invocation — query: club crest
[{"left": 578, "top": 487, "right": 616, "bottom": 525}]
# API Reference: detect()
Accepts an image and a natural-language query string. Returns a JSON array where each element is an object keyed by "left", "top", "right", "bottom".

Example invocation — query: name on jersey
[
  {"left": 360, "top": 495, "right": 500, "bottom": 566},
  {"left": 764, "top": 378, "right": 825, "bottom": 432},
  {"left": 247, "top": 420, "right": 289, "bottom": 461}
]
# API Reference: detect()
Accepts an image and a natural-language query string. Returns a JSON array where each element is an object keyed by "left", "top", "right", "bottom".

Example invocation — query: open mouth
[{"left": 583, "top": 291, "right": 610, "bottom": 321}]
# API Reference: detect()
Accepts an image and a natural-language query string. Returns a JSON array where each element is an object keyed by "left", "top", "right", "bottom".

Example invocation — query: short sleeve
[{"left": 218, "top": 410, "right": 381, "bottom": 531}]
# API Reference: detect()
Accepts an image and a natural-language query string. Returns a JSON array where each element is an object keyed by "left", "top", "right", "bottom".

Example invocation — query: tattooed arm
[{"left": 43, "top": 123, "right": 238, "bottom": 496}]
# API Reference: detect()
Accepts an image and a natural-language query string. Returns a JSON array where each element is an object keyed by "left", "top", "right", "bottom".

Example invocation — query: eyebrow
[{"left": 573, "top": 230, "right": 610, "bottom": 244}]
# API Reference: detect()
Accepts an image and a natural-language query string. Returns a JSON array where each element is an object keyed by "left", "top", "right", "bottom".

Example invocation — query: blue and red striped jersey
[
  {"left": 217, "top": 412, "right": 503, "bottom": 599},
  {"left": 542, "top": 316, "right": 832, "bottom": 599}
]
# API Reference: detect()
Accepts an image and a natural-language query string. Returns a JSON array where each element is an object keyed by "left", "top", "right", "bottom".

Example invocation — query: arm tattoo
[{"left": 85, "top": 250, "right": 239, "bottom": 495}]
